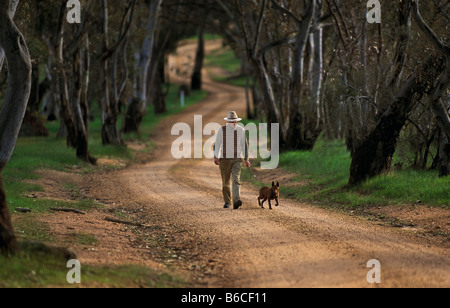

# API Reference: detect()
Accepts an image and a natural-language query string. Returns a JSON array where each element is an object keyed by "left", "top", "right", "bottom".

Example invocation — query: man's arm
[{"left": 242, "top": 128, "right": 251, "bottom": 168}]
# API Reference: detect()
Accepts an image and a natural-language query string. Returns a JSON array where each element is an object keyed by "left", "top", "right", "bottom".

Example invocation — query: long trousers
[{"left": 219, "top": 159, "right": 242, "bottom": 204}]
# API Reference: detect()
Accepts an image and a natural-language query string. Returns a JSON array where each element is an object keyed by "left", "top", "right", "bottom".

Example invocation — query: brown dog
[{"left": 258, "top": 181, "right": 280, "bottom": 210}]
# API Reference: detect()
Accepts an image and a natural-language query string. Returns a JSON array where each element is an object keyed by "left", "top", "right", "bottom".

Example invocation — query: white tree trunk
[
  {"left": 135, "top": 0, "right": 163, "bottom": 108},
  {"left": 0, "top": 0, "right": 32, "bottom": 169},
  {"left": 0, "top": 0, "right": 30, "bottom": 254},
  {"left": 310, "top": 26, "right": 323, "bottom": 129}
]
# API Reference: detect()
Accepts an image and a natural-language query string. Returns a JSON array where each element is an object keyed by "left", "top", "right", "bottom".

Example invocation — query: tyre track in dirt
[{"left": 86, "top": 41, "right": 450, "bottom": 288}]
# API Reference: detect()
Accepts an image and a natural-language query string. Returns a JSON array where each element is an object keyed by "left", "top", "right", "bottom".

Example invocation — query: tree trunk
[
  {"left": 310, "top": 22, "right": 323, "bottom": 130},
  {"left": 21, "top": 65, "right": 49, "bottom": 137},
  {"left": 0, "top": 0, "right": 19, "bottom": 75},
  {"left": 0, "top": 0, "right": 32, "bottom": 254},
  {"left": 386, "top": 1, "right": 412, "bottom": 92},
  {"left": 52, "top": 2, "right": 78, "bottom": 148},
  {"left": 428, "top": 70, "right": 450, "bottom": 176},
  {"left": 245, "top": 74, "right": 255, "bottom": 120},
  {"left": 253, "top": 61, "right": 279, "bottom": 127},
  {"left": 49, "top": 2, "right": 96, "bottom": 163},
  {"left": 349, "top": 56, "right": 446, "bottom": 185},
  {"left": 152, "top": 61, "right": 167, "bottom": 114},
  {"left": 236, "top": 0, "right": 281, "bottom": 129},
  {"left": 437, "top": 134, "right": 450, "bottom": 177},
  {"left": 42, "top": 67, "right": 59, "bottom": 121},
  {"left": 286, "top": 0, "right": 318, "bottom": 150},
  {"left": 101, "top": 0, "right": 119, "bottom": 145},
  {"left": 73, "top": 35, "right": 96, "bottom": 164},
  {"left": 191, "top": 24, "right": 205, "bottom": 90},
  {"left": 123, "top": 98, "right": 144, "bottom": 134},
  {"left": 411, "top": 0, "right": 450, "bottom": 176},
  {"left": 101, "top": 0, "right": 135, "bottom": 144},
  {"left": 0, "top": 174, "right": 16, "bottom": 255},
  {"left": 125, "top": 0, "right": 162, "bottom": 133}
]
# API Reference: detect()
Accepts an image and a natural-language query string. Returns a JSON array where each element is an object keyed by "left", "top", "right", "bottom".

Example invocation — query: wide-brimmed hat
[{"left": 224, "top": 111, "right": 242, "bottom": 122}]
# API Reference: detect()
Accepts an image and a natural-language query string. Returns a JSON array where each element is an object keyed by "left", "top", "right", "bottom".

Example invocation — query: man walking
[{"left": 214, "top": 111, "right": 251, "bottom": 209}]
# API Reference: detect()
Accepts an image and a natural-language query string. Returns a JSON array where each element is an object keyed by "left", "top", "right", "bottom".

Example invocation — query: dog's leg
[
  {"left": 268, "top": 199, "right": 272, "bottom": 210},
  {"left": 275, "top": 197, "right": 279, "bottom": 206},
  {"left": 261, "top": 198, "right": 266, "bottom": 209},
  {"left": 258, "top": 197, "right": 261, "bottom": 208}
]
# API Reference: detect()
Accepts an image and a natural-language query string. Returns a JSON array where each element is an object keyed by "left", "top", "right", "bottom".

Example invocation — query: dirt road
[{"left": 78, "top": 41, "right": 450, "bottom": 288}]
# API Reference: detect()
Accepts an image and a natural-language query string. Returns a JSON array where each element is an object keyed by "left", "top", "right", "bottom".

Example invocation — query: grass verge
[
  {"left": 0, "top": 244, "right": 185, "bottom": 288},
  {"left": 1, "top": 84, "right": 206, "bottom": 288},
  {"left": 243, "top": 138, "right": 449, "bottom": 209}
]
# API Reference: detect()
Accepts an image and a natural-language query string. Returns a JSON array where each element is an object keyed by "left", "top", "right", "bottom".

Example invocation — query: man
[{"left": 214, "top": 111, "right": 251, "bottom": 209}]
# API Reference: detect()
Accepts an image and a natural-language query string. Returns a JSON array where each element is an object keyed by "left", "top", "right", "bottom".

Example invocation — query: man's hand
[
  {"left": 214, "top": 158, "right": 220, "bottom": 166},
  {"left": 245, "top": 160, "right": 251, "bottom": 168}
]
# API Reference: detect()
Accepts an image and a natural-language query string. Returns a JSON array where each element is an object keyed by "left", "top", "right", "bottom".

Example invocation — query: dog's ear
[
  {"left": 276, "top": 181, "right": 280, "bottom": 187},
  {"left": 272, "top": 181, "right": 275, "bottom": 186}
]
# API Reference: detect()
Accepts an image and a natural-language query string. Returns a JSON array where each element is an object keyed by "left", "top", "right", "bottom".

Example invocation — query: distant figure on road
[{"left": 214, "top": 111, "right": 251, "bottom": 209}]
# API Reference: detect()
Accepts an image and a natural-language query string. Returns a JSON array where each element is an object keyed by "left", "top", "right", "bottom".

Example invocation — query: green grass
[
  {"left": 4, "top": 136, "right": 99, "bottom": 214},
  {"left": 205, "top": 46, "right": 248, "bottom": 87},
  {"left": 1, "top": 83, "right": 207, "bottom": 288},
  {"left": 123, "top": 86, "right": 207, "bottom": 143},
  {"left": 244, "top": 138, "right": 450, "bottom": 209},
  {"left": 354, "top": 170, "right": 449, "bottom": 207},
  {"left": 206, "top": 47, "right": 241, "bottom": 74},
  {"left": 4, "top": 85, "right": 206, "bottom": 213},
  {"left": 0, "top": 246, "right": 186, "bottom": 288},
  {"left": 185, "top": 33, "right": 223, "bottom": 42}
]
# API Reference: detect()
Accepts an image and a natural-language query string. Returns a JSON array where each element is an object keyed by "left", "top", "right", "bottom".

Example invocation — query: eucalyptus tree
[
  {"left": 124, "top": 0, "right": 163, "bottom": 133},
  {"left": 348, "top": 0, "right": 450, "bottom": 184},
  {"left": 0, "top": 0, "right": 19, "bottom": 75},
  {"left": 412, "top": 0, "right": 450, "bottom": 177},
  {"left": 100, "top": 0, "right": 136, "bottom": 145},
  {"left": 216, "top": 0, "right": 328, "bottom": 150},
  {"left": 0, "top": 0, "right": 32, "bottom": 254},
  {"left": 124, "top": 0, "right": 201, "bottom": 133},
  {"left": 44, "top": 1, "right": 97, "bottom": 164}
]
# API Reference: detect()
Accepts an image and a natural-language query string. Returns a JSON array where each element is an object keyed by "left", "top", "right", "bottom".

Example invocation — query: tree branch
[
  {"left": 101, "top": 0, "right": 136, "bottom": 61},
  {"left": 252, "top": 0, "right": 266, "bottom": 59},
  {"left": 270, "top": 0, "right": 302, "bottom": 25},
  {"left": 412, "top": 0, "right": 450, "bottom": 55}
]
